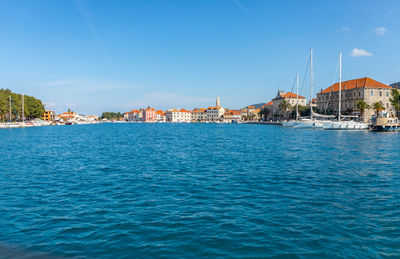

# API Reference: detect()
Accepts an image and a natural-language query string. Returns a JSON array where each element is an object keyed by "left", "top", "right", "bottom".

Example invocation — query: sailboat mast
[
  {"left": 310, "top": 48, "right": 313, "bottom": 118},
  {"left": 338, "top": 52, "right": 342, "bottom": 121},
  {"left": 296, "top": 74, "right": 299, "bottom": 121},
  {"left": 9, "top": 95, "right": 12, "bottom": 122},
  {"left": 22, "top": 94, "right": 24, "bottom": 121}
]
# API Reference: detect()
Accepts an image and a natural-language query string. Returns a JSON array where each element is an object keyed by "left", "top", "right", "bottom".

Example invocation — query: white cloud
[
  {"left": 337, "top": 26, "right": 351, "bottom": 32},
  {"left": 350, "top": 48, "right": 373, "bottom": 57},
  {"left": 374, "top": 27, "right": 387, "bottom": 35}
]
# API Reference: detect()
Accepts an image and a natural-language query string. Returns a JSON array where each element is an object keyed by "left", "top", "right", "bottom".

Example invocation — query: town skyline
[{"left": 0, "top": 0, "right": 399, "bottom": 114}]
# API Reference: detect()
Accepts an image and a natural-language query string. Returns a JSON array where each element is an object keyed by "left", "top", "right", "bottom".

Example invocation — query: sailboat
[
  {"left": 293, "top": 48, "right": 326, "bottom": 128},
  {"left": 282, "top": 74, "right": 300, "bottom": 127},
  {"left": 322, "top": 53, "right": 368, "bottom": 130}
]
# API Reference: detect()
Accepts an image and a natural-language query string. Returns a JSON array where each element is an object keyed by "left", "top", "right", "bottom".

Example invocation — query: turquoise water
[{"left": 0, "top": 123, "right": 399, "bottom": 258}]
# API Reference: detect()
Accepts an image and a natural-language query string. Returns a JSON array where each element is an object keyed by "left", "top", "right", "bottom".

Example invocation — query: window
[
  {"left": 386, "top": 92, "right": 389, "bottom": 97},
  {"left": 379, "top": 91, "right": 382, "bottom": 97},
  {"left": 370, "top": 90, "right": 373, "bottom": 96},
  {"left": 359, "top": 91, "right": 361, "bottom": 97}
]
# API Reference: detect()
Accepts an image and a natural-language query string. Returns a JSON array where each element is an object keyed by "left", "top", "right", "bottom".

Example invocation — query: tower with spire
[{"left": 216, "top": 96, "right": 220, "bottom": 107}]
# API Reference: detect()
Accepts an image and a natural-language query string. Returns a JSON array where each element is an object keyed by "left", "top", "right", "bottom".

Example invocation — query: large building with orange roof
[
  {"left": 316, "top": 77, "right": 394, "bottom": 122},
  {"left": 191, "top": 109, "right": 207, "bottom": 122},
  {"left": 223, "top": 109, "right": 241, "bottom": 122},
  {"left": 272, "top": 91, "right": 306, "bottom": 115},
  {"left": 125, "top": 109, "right": 142, "bottom": 121},
  {"left": 142, "top": 107, "right": 156, "bottom": 122},
  {"left": 206, "top": 96, "right": 225, "bottom": 121},
  {"left": 155, "top": 110, "right": 166, "bottom": 122},
  {"left": 165, "top": 108, "right": 192, "bottom": 122}
]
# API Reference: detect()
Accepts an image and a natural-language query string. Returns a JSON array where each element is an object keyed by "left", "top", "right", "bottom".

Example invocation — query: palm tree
[
  {"left": 356, "top": 100, "right": 371, "bottom": 121},
  {"left": 372, "top": 101, "right": 385, "bottom": 118},
  {"left": 389, "top": 89, "right": 400, "bottom": 118},
  {"left": 278, "top": 100, "right": 292, "bottom": 120}
]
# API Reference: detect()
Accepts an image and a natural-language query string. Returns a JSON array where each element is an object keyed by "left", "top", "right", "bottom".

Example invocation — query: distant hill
[{"left": 242, "top": 103, "right": 265, "bottom": 109}]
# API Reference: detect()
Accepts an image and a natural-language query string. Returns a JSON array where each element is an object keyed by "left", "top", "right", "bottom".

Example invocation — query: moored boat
[{"left": 369, "top": 116, "right": 400, "bottom": 132}]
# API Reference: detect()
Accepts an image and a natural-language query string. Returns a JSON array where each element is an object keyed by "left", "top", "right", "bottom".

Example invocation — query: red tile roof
[
  {"left": 281, "top": 92, "right": 305, "bottom": 99},
  {"left": 264, "top": 101, "right": 273, "bottom": 106},
  {"left": 322, "top": 77, "right": 390, "bottom": 93}
]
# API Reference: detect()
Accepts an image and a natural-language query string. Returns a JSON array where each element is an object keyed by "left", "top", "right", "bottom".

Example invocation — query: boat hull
[{"left": 323, "top": 121, "right": 368, "bottom": 130}]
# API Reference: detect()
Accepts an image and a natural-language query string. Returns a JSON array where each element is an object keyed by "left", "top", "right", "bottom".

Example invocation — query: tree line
[
  {"left": 0, "top": 89, "right": 45, "bottom": 121},
  {"left": 100, "top": 112, "right": 124, "bottom": 120}
]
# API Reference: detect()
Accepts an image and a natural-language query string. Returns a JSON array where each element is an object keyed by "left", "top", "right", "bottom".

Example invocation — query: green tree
[
  {"left": 260, "top": 107, "right": 271, "bottom": 120},
  {"left": 389, "top": 89, "right": 400, "bottom": 118},
  {"left": 372, "top": 101, "right": 385, "bottom": 118},
  {"left": 101, "top": 112, "right": 124, "bottom": 120},
  {"left": 0, "top": 89, "right": 44, "bottom": 121},
  {"left": 278, "top": 100, "right": 292, "bottom": 120},
  {"left": 356, "top": 100, "right": 371, "bottom": 121}
]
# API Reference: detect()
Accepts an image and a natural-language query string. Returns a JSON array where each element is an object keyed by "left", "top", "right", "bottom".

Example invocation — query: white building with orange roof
[
  {"left": 206, "top": 96, "right": 225, "bottom": 122},
  {"left": 272, "top": 90, "right": 306, "bottom": 115},
  {"left": 223, "top": 109, "right": 241, "bottom": 123},
  {"left": 155, "top": 110, "right": 166, "bottom": 122},
  {"left": 317, "top": 77, "right": 394, "bottom": 122},
  {"left": 125, "top": 109, "right": 142, "bottom": 122},
  {"left": 191, "top": 109, "right": 207, "bottom": 122},
  {"left": 179, "top": 109, "right": 192, "bottom": 122},
  {"left": 165, "top": 109, "right": 192, "bottom": 122},
  {"left": 57, "top": 111, "right": 79, "bottom": 123}
]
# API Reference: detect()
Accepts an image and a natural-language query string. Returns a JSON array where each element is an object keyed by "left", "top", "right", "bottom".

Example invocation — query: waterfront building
[
  {"left": 165, "top": 109, "right": 178, "bottom": 122},
  {"left": 316, "top": 77, "right": 393, "bottom": 122},
  {"left": 56, "top": 112, "right": 98, "bottom": 124},
  {"left": 57, "top": 111, "right": 79, "bottom": 122},
  {"left": 85, "top": 115, "right": 99, "bottom": 122},
  {"left": 390, "top": 82, "right": 400, "bottom": 89},
  {"left": 43, "top": 110, "right": 55, "bottom": 121},
  {"left": 142, "top": 107, "right": 156, "bottom": 122},
  {"left": 155, "top": 110, "right": 166, "bottom": 122},
  {"left": 223, "top": 110, "right": 241, "bottom": 123},
  {"left": 262, "top": 101, "right": 274, "bottom": 120},
  {"left": 165, "top": 109, "right": 191, "bottom": 122},
  {"left": 125, "top": 110, "right": 142, "bottom": 121},
  {"left": 272, "top": 91, "right": 306, "bottom": 115},
  {"left": 308, "top": 98, "right": 317, "bottom": 108},
  {"left": 179, "top": 109, "right": 192, "bottom": 123},
  {"left": 191, "top": 110, "right": 207, "bottom": 122},
  {"left": 206, "top": 97, "right": 225, "bottom": 122}
]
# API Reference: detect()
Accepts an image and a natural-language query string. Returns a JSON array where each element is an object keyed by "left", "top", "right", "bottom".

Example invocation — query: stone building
[
  {"left": 272, "top": 91, "right": 306, "bottom": 114},
  {"left": 316, "top": 77, "right": 393, "bottom": 122}
]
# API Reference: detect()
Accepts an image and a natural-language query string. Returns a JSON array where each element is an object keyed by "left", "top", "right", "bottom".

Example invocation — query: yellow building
[{"left": 43, "top": 110, "right": 55, "bottom": 121}]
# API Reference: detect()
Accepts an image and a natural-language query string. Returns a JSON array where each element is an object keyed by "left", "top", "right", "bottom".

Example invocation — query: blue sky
[{"left": 0, "top": 0, "right": 399, "bottom": 115}]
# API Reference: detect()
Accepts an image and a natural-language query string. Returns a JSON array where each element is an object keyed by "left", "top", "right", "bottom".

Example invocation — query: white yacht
[
  {"left": 291, "top": 49, "right": 334, "bottom": 129},
  {"left": 323, "top": 120, "right": 369, "bottom": 130},
  {"left": 322, "top": 52, "right": 368, "bottom": 130}
]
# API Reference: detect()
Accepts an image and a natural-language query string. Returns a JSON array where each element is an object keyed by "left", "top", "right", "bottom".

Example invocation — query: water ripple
[{"left": 0, "top": 124, "right": 399, "bottom": 258}]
